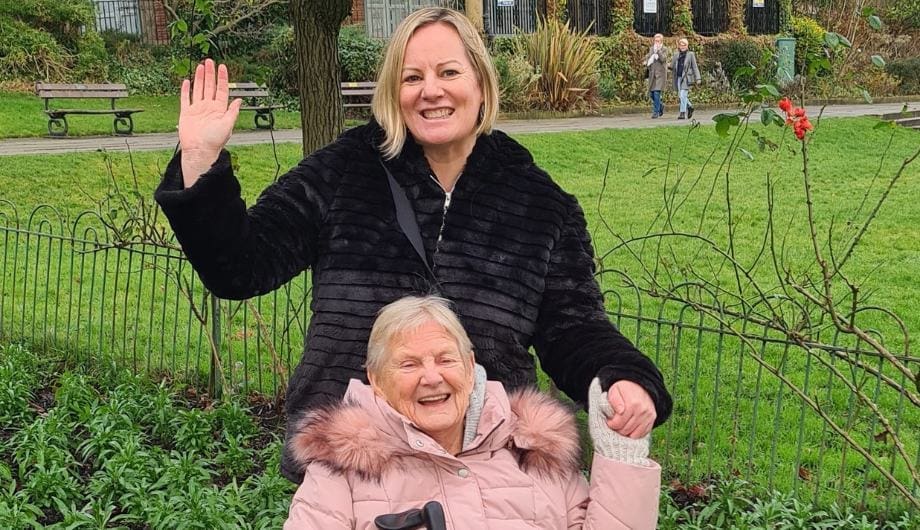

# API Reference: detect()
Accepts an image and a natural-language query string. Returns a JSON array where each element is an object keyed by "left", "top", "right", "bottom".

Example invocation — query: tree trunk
[{"left": 290, "top": 0, "right": 351, "bottom": 156}]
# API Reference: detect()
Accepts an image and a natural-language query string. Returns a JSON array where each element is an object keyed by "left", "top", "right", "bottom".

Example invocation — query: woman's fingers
[
  {"left": 223, "top": 98, "right": 243, "bottom": 128},
  {"left": 180, "top": 78, "right": 190, "bottom": 112},
  {"left": 203, "top": 59, "right": 217, "bottom": 101},
  {"left": 215, "top": 63, "right": 230, "bottom": 104},
  {"left": 193, "top": 62, "right": 205, "bottom": 102}
]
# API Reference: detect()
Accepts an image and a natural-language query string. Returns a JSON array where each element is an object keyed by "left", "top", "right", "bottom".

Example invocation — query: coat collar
[{"left": 287, "top": 379, "right": 581, "bottom": 481}]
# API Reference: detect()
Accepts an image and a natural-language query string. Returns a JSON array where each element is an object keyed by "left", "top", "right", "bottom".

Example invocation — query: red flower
[
  {"left": 778, "top": 97, "right": 793, "bottom": 113},
  {"left": 793, "top": 117, "right": 813, "bottom": 139},
  {"left": 778, "top": 98, "right": 812, "bottom": 140}
]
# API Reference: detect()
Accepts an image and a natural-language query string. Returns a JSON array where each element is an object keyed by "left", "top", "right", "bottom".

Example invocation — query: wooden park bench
[
  {"left": 35, "top": 83, "right": 143, "bottom": 137},
  {"left": 228, "top": 82, "right": 284, "bottom": 129},
  {"left": 341, "top": 81, "right": 376, "bottom": 109}
]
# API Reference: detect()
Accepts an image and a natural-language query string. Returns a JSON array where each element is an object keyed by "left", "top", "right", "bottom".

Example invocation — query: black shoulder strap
[{"left": 379, "top": 159, "right": 437, "bottom": 281}]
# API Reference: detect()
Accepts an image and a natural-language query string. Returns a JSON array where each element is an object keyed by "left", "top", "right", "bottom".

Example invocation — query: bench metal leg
[
  {"left": 113, "top": 114, "right": 134, "bottom": 135},
  {"left": 47, "top": 116, "right": 68, "bottom": 137},
  {"left": 254, "top": 110, "right": 275, "bottom": 130}
]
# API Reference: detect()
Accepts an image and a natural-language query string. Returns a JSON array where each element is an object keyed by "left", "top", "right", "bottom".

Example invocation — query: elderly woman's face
[
  {"left": 369, "top": 321, "right": 474, "bottom": 446},
  {"left": 399, "top": 22, "right": 483, "bottom": 154}
]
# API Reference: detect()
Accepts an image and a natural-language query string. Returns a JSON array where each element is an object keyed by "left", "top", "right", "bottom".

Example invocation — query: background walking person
[
  {"left": 643, "top": 33, "right": 668, "bottom": 118},
  {"left": 671, "top": 38, "right": 701, "bottom": 120}
]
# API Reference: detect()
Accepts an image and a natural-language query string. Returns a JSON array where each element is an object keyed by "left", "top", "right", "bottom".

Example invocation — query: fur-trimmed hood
[{"left": 288, "top": 379, "right": 581, "bottom": 482}]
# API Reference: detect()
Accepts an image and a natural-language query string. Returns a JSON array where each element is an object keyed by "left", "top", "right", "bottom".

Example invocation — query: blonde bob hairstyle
[
  {"left": 372, "top": 7, "right": 500, "bottom": 160},
  {"left": 365, "top": 296, "right": 474, "bottom": 375}
]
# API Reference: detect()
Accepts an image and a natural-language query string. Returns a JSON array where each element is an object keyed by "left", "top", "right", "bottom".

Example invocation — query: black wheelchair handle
[{"left": 374, "top": 500, "right": 447, "bottom": 530}]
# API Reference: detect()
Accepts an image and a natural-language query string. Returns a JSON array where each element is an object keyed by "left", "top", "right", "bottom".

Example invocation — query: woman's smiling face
[
  {"left": 368, "top": 320, "right": 474, "bottom": 453},
  {"left": 398, "top": 21, "right": 483, "bottom": 155}
]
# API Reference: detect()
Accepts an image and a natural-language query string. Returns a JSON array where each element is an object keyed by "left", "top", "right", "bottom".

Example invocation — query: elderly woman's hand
[
  {"left": 588, "top": 378, "right": 651, "bottom": 465},
  {"left": 605, "top": 379, "right": 656, "bottom": 438},
  {"left": 178, "top": 58, "right": 243, "bottom": 188}
]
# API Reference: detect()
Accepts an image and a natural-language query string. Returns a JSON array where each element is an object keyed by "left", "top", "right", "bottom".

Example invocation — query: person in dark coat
[
  {"left": 154, "top": 7, "right": 673, "bottom": 483},
  {"left": 671, "top": 38, "right": 702, "bottom": 120},
  {"left": 643, "top": 33, "right": 669, "bottom": 118}
]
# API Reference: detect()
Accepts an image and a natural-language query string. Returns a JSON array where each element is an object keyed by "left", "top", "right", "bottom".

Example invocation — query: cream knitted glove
[{"left": 588, "top": 377, "right": 652, "bottom": 466}]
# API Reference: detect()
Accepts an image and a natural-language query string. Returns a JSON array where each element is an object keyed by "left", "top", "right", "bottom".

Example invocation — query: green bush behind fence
[{"left": 1, "top": 201, "right": 917, "bottom": 516}]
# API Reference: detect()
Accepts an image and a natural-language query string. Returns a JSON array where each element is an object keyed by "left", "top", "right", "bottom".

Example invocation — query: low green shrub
[
  {"left": 1, "top": 344, "right": 297, "bottom": 527},
  {"left": 338, "top": 24, "right": 384, "bottom": 82},
  {"left": 886, "top": 57, "right": 920, "bottom": 94},
  {"left": 594, "top": 32, "right": 647, "bottom": 103},
  {"left": 659, "top": 478, "right": 919, "bottom": 529},
  {"left": 790, "top": 15, "right": 828, "bottom": 74},
  {"left": 885, "top": 0, "right": 920, "bottom": 30},
  {"left": 492, "top": 52, "right": 538, "bottom": 112},
  {"left": 0, "top": 18, "right": 70, "bottom": 81},
  {"left": 707, "top": 38, "right": 770, "bottom": 89},
  {"left": 106, "top": 38, "right": 179, "bottom": 95}
]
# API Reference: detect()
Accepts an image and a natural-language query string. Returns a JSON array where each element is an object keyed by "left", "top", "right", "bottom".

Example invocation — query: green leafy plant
[
  {"left": 216, "top": 434, "right": 255, "bottom": 479},
  {"left": 338, "top": 25, "right": 384, "bottom": 82},
  {"left": 790, "top": 16, "right": 828, "bottom": 75},
  {"left": 213, "top": 399, "right": 258, "bottom": 441},
  {"left": 173, "top": 408, "right": 216, "bottom": 454},
  {"left": 518, "top": 16, "right": 600, "bottom": 111},
  {"left": 491, "top": 52, "right": 538, "bottom": 112},
  {"left": 886, "top": 57, "right": 920, "bottom": 95}
]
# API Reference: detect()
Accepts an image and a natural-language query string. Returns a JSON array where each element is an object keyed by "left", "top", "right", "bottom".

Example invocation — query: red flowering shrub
[{"left": 778, "top": 97, "right": 813, "bottom": 140}]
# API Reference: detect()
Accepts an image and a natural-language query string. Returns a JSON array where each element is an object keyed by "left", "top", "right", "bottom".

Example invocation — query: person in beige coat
[
  {"left": 284, "top": 296, "right": 662, "bottom": 529},
  {"left": 643, "top": 33, "right": 669, "bottom": 118}
]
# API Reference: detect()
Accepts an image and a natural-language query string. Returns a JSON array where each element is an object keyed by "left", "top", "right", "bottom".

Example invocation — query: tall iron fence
[
  {"left": 93, "top": 0, "right": 169, "bottom": 44},
  {"left": 364, "top": 0, "right": 463, "bottom": 38},
  {"left": 634, "top": 0, "right": 673, "bottom": 36},
  {"left": 485, "top": 0, "right": 546, "bottom": 36},
  {"left": 746, "top": 0, "right": 780, "bottom": 35},
  {"left": 691, "top": 0, "right": 729, "bottom": 35},
  {"left": 1, "top": 202, "right": 917, "bottom": 514},
  {"left": 565, "top": 0, "right": 611, "bottom": 35}
]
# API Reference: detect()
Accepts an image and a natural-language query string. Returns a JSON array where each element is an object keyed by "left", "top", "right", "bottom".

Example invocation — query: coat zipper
[{"left": 430, "top": 174, "right": 458, "bottom": 272}]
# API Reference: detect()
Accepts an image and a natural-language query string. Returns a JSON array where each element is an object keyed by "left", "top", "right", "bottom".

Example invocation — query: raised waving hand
[{"left": 179, "top": 59, "right": 243, "bottom": 187}]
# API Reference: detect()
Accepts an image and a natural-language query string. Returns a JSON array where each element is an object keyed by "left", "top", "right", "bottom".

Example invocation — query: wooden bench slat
[
  {"left": 227, "top": 82, "right": 263, "bottom": 89},
  {"left": 340, "top": 82, "right": 377, "bottom": 88},
  {"left": 45, "top": 109, "right": 143, "bottom": 115},
  {"left": 239, "top": 105, "right": 284, "bottom": 111},
  {"left": 36, "top": 83, "right": 128, "bottom": 91},
  {"left": 38, "top": 90, "right": 128, "bottom": 99},
  {"left": 341, "top": 89, "right": 376, "bottom": 96},
  {"left": 230, "top": 90, "right": 272, "bottom": 98}
]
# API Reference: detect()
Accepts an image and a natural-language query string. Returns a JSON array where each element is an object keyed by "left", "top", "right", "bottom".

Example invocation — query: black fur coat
[{"left": 155, "top": 120, "right": 673, "bottom": 482}]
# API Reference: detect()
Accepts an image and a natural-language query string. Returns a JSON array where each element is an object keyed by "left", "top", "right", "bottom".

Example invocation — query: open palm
[{"left": 178, "top": 59, "right": 242, "bottom": 187}]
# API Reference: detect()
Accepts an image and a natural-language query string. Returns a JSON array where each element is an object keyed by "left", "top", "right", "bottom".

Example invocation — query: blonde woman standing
[
  {"left": 671, "top": 38, "right": 701, "bottom": 120},
  {"left": 155, "top": 7, "right": 673, "bottom": 484}
]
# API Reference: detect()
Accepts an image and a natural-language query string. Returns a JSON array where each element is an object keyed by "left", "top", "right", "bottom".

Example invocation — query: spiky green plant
[{"left": 518, "top": 16, "right": 600, "bottom": 111}]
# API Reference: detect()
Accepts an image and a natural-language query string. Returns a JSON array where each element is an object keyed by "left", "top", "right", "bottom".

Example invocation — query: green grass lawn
[
  {"left": 0, "top": 91, "right": 304, "bottom": 138},
  {"left": 1, "top": 116, "right": 917, "bottom": 512}
]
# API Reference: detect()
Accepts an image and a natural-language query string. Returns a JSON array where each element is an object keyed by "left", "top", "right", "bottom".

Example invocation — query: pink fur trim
[
  {"left": 509, "top": 388, "right": 581, "bottom": 479},
  {"left": 288, "top": 403, "right": 398, "bottom": 481}
]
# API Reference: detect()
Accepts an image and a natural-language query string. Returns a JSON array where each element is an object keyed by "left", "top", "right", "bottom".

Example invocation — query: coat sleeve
[
  {"left": 531, "top": 196, "right": 672, "bottom": 426},
  {"left": 582, "top": 455, "right": 662, "bottom": 530},
  {"left": 153, "top": 139, "right": 350, "bottom": 300},
  {"left": 283, "top": 463, "right": 356, "bottom": 529},
  {"left": 691, "top": 53, "right": 702, "bottom": 83}
]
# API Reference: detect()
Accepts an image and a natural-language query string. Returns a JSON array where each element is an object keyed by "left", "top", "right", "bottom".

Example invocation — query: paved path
[{"left": 1, "top": 101, "right": 916, "bottom": 157}]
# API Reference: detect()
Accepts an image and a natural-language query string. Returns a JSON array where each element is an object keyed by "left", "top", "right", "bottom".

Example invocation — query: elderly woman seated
[{"left": 284, "top": 296, "right": 661, "bottom": 529}]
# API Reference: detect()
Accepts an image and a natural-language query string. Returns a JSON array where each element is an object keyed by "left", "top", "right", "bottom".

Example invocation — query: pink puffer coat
[{"left": 284, "top": 379, "right": 661, "bottom": 529}]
